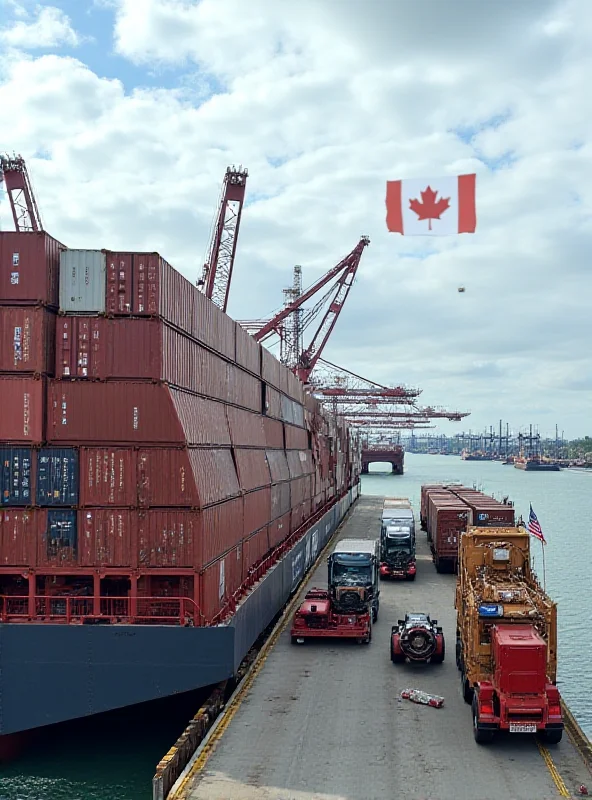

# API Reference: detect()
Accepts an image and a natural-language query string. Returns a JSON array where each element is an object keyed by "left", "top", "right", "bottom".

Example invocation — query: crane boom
[
  {"left": 200, "top": 166, "right": 248, "bottom": 313},
  {"left": 0, "top": 154, "right": 42, "bottom": 232}
]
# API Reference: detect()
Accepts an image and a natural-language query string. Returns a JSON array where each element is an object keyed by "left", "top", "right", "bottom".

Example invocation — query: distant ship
[{"left": 514, "top": 456, "right": 560, "bottom": 472}]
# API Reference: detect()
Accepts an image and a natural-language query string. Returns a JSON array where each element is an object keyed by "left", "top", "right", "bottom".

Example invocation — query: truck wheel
[
  {"left": 291, "top": 636, "right": 304, "bottom": 645},
  {"left": 405, "top": 573, "right": 416, "bottom": 581},
  {"left": 431, "top": 639, "right": 445, "bottom": 664},
  {"left": 472, "top": 698, "right": 494, "bottom": 744},
  {"left": 461, "top": 671, "right": 474, "bottom": 704},
  {"left": 540, "top": 729, "right": 563, "bottom": 744},
  {"left": 372, "top": 605, "right": 379, "bottom": 623}
]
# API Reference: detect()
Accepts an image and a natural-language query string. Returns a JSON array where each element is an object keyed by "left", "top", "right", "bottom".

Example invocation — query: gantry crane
[
  {"left": 0, "top": 154, "right": 43, "bottom": 232},
  {"left": 244, "top": 236, "right": 370, "bottom": 383},
  {"left": 198, "top": 166, "right": 248, "bottom": 313}
]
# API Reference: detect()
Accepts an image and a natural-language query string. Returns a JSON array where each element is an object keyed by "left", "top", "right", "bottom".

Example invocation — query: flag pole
[{"left": 541, "top": 538, "right": 546, "bottom": 593}]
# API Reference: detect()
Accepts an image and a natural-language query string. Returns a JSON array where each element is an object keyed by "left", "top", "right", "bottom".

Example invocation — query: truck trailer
[{"left": 455, "top": 526, "right": 563, "bottom": 745}]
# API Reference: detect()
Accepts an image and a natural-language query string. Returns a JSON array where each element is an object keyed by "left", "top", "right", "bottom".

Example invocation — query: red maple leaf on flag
[{"left": 409, "top": 186, "right": 450, "bottom": 230}]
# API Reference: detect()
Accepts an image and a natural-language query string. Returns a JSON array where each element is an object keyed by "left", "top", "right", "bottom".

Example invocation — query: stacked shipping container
[
  {"left": 0, "top": 238, "right": 360, "bottom": 626},
  {"left": 421, "top": 484, "right": 515, "bottom": 573}
]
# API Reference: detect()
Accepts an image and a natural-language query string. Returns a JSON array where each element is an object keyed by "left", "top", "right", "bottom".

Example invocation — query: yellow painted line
[
  {"left": 537, "top": 740, "right": 571, "bottom": 798},
  {"left": 170, "top": 501, "right": 357, "bottom": 800}
]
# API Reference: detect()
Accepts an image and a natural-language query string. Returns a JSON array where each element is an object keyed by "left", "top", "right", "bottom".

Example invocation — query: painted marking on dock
[
  {"left": 170, "top": 504, "right": 357, "bottom": 800},
  {"left": 537, "top": 741, "right": 571, "bottom": 797}
]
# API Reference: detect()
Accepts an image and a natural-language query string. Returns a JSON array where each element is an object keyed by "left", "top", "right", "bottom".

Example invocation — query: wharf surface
[{"left": 176, "top": 496, "right": 591, "bottom": 800}]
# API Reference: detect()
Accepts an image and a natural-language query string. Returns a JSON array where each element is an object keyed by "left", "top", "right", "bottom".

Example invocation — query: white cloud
[
  {"left": 0, "top": 0, "right": 591, "bottom": 437},
  {"left": 0, "top": 4, "right": 81, "bottom": 49}
]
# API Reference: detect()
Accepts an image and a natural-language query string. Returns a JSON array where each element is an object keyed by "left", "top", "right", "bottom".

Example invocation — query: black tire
[
  {"left": 472, "top": 698, "right": 494, "bottom": 744},
  {"left": 406, "top": 573, "right": 416, "bottom": 581},
  {"left": 461, "top": 671, "right": 474, "bottom": 704},
  {"left": 291, "top": 636, "right": 302, "bottom": 645},
  {"left": 435, "top": 557, "right": 443, "bottom": 573},
  {"left": 540, "top": 728, "right": 563, "bottom": 744},
  {"left": 372, "top": 605, "right": 379, "bottom": 623},
  {"left": 431, "top": 638, "right": 445, "bottom": 664},
  {"left": 390, "top": 639, "right": 405, "bottom": 663}
]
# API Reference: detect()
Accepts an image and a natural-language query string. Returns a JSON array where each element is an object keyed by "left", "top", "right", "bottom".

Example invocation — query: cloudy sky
[{"left": 1, "top": 0, "right": 590, "bottom": 439}]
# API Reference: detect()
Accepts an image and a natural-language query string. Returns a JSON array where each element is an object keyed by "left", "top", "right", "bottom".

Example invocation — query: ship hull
[
  {"left": 515, "top": 461, "right": 560, "bottom": 471},
  {"left": 0, "top": 488, "right": 356, "bottom": 741}
]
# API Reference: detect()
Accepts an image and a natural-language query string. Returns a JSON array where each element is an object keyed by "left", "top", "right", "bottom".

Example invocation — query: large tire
[
  {"left": 406, "top": 573, "right": 416, "bottom": 581},
  {"left": 461, "top": 671, "right": 474, "bottom": 704},
  {"left": 435, "top": 556, "right": 443, "bottom": 574},
  {"left": 390, "top": 638, "right": 405, "bottom": 663},
  {"left": 431, "top": 637, "right": 445, "bottom": 664},
  {"left": 372, "top": 603, "right": 379, "bottom": 623},
  {"left": 472, "top": 698, "right": 495, "bottom": 744},
  {"left": 540, "top": 728, "right": 563, "bottom": 744}
]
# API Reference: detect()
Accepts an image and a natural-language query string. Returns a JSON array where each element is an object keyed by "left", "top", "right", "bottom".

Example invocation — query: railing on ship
[
  {"left": 0, "top": 595, "right": 201, "bottom": 626},
  {"left": 0, "top": 484, "right": 358, "bottom": 627}
]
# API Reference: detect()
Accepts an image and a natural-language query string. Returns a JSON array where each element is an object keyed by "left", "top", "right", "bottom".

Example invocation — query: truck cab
[
  {"left": 379, "top": 524, "right": 416, "bottom": 580},
  {"left": 328, "top": 539, "right": 380, "bottom": 622}
]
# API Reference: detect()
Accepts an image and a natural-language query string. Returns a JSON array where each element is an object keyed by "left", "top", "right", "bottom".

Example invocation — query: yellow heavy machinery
[{"left": 455, "top": 527, "right": 563, "bottom": 744}]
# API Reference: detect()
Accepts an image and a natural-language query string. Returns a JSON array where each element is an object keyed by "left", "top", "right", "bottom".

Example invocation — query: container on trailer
[
  {"left": 59, "top": 250, "right": 106, "bottom": 312},
  {"left": 0, "top": 447, "right": 33, "bottom": 506},
  {"left": 0, "top": 376, "right": 45, "bottom": 443},
  {"left": 36, "top": 448, "right": 79, "bottom": 506},
  {"left": 0, "top": 231, "right": 63, "bottom": 306},
  {"left": 0, "top": 306, "right": 56, "bottom": 374},
  {"left": 468, "top": 503, "right": 515, "bottom": 527}
]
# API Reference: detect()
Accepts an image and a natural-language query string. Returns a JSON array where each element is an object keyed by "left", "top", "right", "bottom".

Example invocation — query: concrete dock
[{"left": 177, "top": 497, "right": 591, "bottom": 800}]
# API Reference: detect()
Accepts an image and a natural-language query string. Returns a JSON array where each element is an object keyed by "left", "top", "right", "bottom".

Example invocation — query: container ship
[{"left": 0, "top": 230, "right": 361, "bottom": 757}]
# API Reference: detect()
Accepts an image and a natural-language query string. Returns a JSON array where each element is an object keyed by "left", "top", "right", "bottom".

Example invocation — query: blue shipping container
[
  {"left": 46, "top": 509, "right": 77, "bottom": 550},
  {"left": 0, "top": 447, "right": 33, "bottom": 506},
  {"left": 36, "top": 448, "right": 79, "bottom": 506}
]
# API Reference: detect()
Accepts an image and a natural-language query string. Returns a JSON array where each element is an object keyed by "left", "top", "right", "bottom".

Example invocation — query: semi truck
[
  {"left": 455, "top": 526, "right": 563, "bottom": 744},
  {"left": 379, "top": 523, "right": 416, "bottom": 580},
  {"left": 290, "top": 539, "right": 379, "bottom": 645}
]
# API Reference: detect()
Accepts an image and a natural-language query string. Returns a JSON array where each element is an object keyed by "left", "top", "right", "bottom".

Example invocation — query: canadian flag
[{"left": 386, "top": 173, "right": 476, "bottom": 235}]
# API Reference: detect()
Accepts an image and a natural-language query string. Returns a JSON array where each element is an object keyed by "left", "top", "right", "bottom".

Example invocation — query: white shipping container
[{"left": 59, "top": 250, "right": 106, "bottom": 313}]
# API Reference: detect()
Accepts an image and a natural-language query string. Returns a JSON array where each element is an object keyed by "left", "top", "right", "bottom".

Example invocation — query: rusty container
[
  {"left": 79, "top": 508, "right": 135, "bottom": 567},
  {"left": 0, "top": 306, "right": 56, "bottom": 374},
  {"left": 0, "top": 231, "right": 64, "bottom": 306},
  {"left": 0, "top": 507, "right": 36, "bottom": 565},
  {"left": 234, "top": 322, "right": 261, "bottom": 376},
  {"left": 199, "top": 545, "right": 243, "bottom": 624},
  {"left": 243, "top": 487, "right": 271, "bottom": 537},
  {"left": 242, "top": 527, "right": 270, "bottom": 578},
  {"left": 137, "top": 509, "right": 197, "bottom": 569},
  {"left": 234, "top": 449, "right": 271, "bottom": 492},
  {"left": 187, "top": 448, "right": 240, "bottom": 506},
  {"left": 199, "top": 497, "right": 244, "bottom": 568},
  {"left": 268, "top": 512, "right": 290, "bottom": 549},
  {"left": 226, "top": 406, "right": 266, "bottom": 447},
  {"left": 0, "top": 375, "right": 45, "bottom": 443},
  {"left": 262, "top": 416, "right": 284, "bottom": 449},
  {"left": 137, "top": 448, "right": 199, "bottom": 507},
  {"left": 284, "top": 423, "right": 309, "bottom": 450},
  {"left": 79, "top": 447, "right": 137, "bottom": 507}
]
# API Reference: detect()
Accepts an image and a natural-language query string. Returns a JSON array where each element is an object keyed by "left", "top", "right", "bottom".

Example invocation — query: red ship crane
[
  {"left": 199, "top": 166, "right": 248, "bottom": 313},
  {"left": 252, "top": 236, "right": 370, "bottom": 383},
  {"left": 0, "top": 154, "right": 43, "bottom": 232}
]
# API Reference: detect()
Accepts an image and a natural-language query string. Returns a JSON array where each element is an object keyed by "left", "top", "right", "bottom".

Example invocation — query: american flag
[{"left": 528, "top": 504, "right": 546, "bottom": 544}]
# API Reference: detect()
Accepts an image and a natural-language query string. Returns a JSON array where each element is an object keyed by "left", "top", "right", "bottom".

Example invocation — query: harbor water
[{"left": 1, "top": 452, "right": 590, "bottom": 799}]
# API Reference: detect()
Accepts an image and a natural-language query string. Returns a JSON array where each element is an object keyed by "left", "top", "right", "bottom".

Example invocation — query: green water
[{"left": 1, "top": 453, "right": 590, "bottom": 798}]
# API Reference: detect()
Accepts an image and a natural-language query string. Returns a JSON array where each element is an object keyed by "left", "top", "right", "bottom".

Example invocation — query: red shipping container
[
  {"left": 191, "top": 287, "right": 235, "bottom": 361},
  {"left": 286, "top": 371, "right": 305, "bottom": 404},
  {"left": 266, "top": 450, "right": 290, "bottom": 482},
  {"left": 137, "top": 448, "right": 199, "bottom": 507},
  {"left": 79, "top": 509, "right": 135, "bottom": 567},
  {"left": 200, "top": 497, "right": 243, "bottom": 568},
  {"left": 137, "top": 510, "right": 197, "bottom": 568},
  {"left": 0, "top": 508, "right": 35, "bottom": 566},
  {"left": 169, "top": 390, "right": 230, "bottom": 446},
  {"left": 284, "top": 423, "right": 308, "bottom": 451},
  {"left": 290, "top": 476, "right": 311, "bottom": 507},
  {"left": 234, "top": 322, "right": 260, "bottom": 376},
  {"left": 279, "top": 363, "right": 290, "bottom": 396},
  {"left": 47, "top": 380, "right": 184, "bottom": 444},
  {"left": 271, "top": 482, "right": 291, "bottom": 520},
  {"left": 0, "top": 376, "right": 45, "bottom": 443},
  {"left": 243, "top": 487, "right": 271, "bottom": 537},
  {"left": 0, "top": 306, "right": 56, "bottom": 374},
  {"left": 268, "top": 512, "right": 290, "bottom": 549},
  {"left": 261, "top": 347, "right": 281, "bottom": 389},
  {"left": 226, "top": 362, "right": 261, "bottom": 413},
  {"left": 80, "top": 447, "right": 136, "bottom": 507},
  {"left": 467, "top": 504, "right": 515, "bottom": 527},
  {"left": 0, "top": 231, "right": 64, "bottom": 306},
  {"left": 242, "top": 526, "right": 270, "bottom": 577},
  {"left": 290, "top": 503, "right": 306, "bottom": 534},
  {"left": 56, "top": 316, "right": 161, "bottom": 380},
  {"left": 199, "top": 545, "right": 243, "bottom": 624},
  {"left": 234, "top": 449, "right": 271, "bottom": 492},
  {"left": 262, "top": 416, "right": 283, "bottom": 449},
  {"left": 105, "top": 252, "right": 133, "bottom": 314},
  {"left": 287, "top": 451, "right": 305, "bottom": 478},
  {"left": 187, "top": 448, "right": 240, "bottom": 507},
  {"left": 265, "top": 386, "right": 281, "bottom": 418},
  {"left": 226, "top": 406, "right": 265, "bottom": 447}
]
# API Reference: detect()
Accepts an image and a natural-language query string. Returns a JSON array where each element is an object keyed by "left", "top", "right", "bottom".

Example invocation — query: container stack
[{"left": 0, "top": 237, "right": 353, "bottom": 626}]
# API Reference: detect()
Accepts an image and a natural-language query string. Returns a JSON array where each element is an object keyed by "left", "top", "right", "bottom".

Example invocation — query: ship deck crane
[
  {"left": 248, "top": 236, "right": 370, "bottom": 383},
  {"left": 199, "top": 166, "right": 248, "bottom": 313},
  {"left": 0, "top": 154, "right": 43, "bottom": 232}
]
